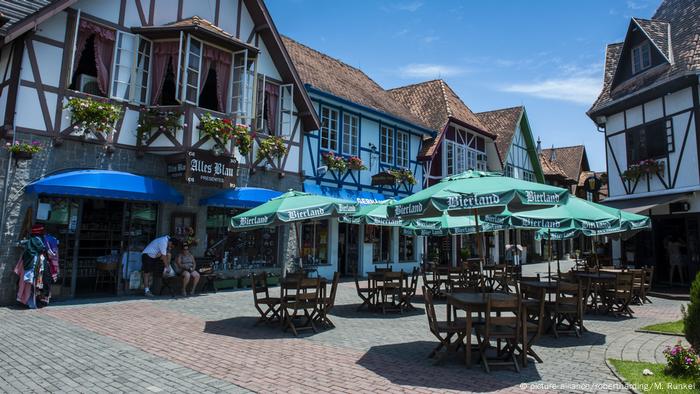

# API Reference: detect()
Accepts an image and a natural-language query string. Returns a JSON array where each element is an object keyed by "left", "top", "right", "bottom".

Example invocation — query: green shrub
[
  {"left": 662, "top": 341, "right": 700, "bottom": 377},
  {"left": 684, "top": 271, "right": 700, "bottom": 349}
]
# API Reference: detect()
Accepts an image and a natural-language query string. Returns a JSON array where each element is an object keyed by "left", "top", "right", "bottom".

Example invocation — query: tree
[{"left": 684, "top": 271, "right": 700, "bottom": 349}]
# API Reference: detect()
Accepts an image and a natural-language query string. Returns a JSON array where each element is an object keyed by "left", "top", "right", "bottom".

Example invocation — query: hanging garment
[
  {"left": 22, "top": 236, "right": 46, "bottom": 271},
  {"left": 14, "top": 259, "right": 33, "bottom": 305},
  {"left": 43, "top": 234, "right": 60, "bottom": 281}
]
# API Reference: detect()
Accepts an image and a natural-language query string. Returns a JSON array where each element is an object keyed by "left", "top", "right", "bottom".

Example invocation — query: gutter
[{"left": 305, "top": 85, "right": 437, "bottom": 137}]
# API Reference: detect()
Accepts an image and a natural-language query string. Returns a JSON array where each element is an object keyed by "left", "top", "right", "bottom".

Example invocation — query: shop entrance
[
  {"left": 36, "top": 197, "right": 159, "bottom": 298},
  {"left": 338, "top": 223, "right": 359, "bottom": 275}
]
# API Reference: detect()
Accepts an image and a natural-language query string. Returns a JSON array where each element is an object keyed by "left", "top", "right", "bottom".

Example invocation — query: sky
[{"left": 266, "top": 0, "right": 661, "bottom": 172}]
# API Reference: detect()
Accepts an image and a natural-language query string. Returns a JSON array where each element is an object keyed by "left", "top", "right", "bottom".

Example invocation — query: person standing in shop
[{"left": 141, "top": 235, "right": 179, "bottom": 297}]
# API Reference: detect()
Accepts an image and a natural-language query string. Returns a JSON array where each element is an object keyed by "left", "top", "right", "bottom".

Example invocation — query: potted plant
[
  {"left": 6, "top": 141, "right": 42, "bottom": 160},
  {"left": 136, "top": 107, "right": 185, "bottom": 147},
  {"left": 321, "top": 151, "right": 347, "bottom": 173},
  {"left": 347, "top": 156, "right": 367, "bottom": 171},
  {"left": 388, "top": 168, "right": 417, "bottom": 185},
  {"left": 198, "top": 113, "right": 253, "bottom": 155},
  {"left": 64, "top": 97, "right": 121, "bottom": 138},
  {"left": 256, "top": 136, "right": 288, "bottom": 163},
  {"left": 232, "top": 123, "right": 253, "bottom": 155}
]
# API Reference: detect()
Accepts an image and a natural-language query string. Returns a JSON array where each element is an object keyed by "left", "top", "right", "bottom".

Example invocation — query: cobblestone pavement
[{"left": 0, "top": 277, "right": 688, "bottom": 394}]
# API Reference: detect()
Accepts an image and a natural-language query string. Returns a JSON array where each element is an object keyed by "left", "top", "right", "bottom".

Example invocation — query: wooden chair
[
  {"left": 317, "top": 272, "right": 340, "bottom": 327},
  {"left": 491, "top": 264, "right": 510, "bottom": 293},
  {"left": 281, "top": 278, "right": 322, "bottom": 336},
  {"left": 252, "top": 272, "right": 281, "bottom": 325},
  {"left": 422, "top": 286, "right": 467, "bottom": 365},
  {"left": 377, "top": 271, "right": 404, "bottom": 314},
  {"left": 629, "top": 269, "right": 645, "bottom": 305},
  {"left": 399, "top": 267, "right": 419, "bottom": 310},
  {"left": 604, "top": 272, "right": 634, "bottom": 317},
  {"left": 475, "top": 294, "right": 522, "bottom": 373},
  {"left": 421, "top": 267, "right": 439, "bottom": 297},
  {"left": 518, "top": 282, "right": 546, "bottom": 366},
  {"left": 642, "top": 266, "right": 654, "bottom": 303},
  {"left": 546, "top": 281, "right": 584, "bottom": 338},
  {"left": 354, "top": 271, "right": 374, "bottom": 311},
  {"left": 433, "top": 266, "right": 450, "bottom": 296}
]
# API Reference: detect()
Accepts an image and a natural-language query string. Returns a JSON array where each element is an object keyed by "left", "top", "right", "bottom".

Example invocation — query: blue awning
[
  {"left": 304, "top": 182, "right": 387, "bottom": 205},
  {"left": 199, "top": 187, "right": 283, "bottom": 208},
  {"left": 25, "top": 170, "right": 184, "bottom": 204}
]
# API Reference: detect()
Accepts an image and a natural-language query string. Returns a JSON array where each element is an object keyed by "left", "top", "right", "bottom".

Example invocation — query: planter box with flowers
[
  {"left": 347, "top": 156, "right": 367, "bottom": 171},
  {"left": 198, "top": 112, "right": 252, "bottom": 156},
  {"left": 256, "top": 136, "right": 288, "bottom": 165},
  {"left": 622, "top": 159, "right": 665, "bottom": 182},
  {"left": 64, "top": 97, "right": 121, "bottom": 139},
  {"left": 321, "top": 151, "right": 347, "bottom": 173},
  {"left": 136, "top": 107, "right": 185, "bottom": 147},
  {"left": 389, "top": 168, "right": 417, "bottom": 185},
  {"left": 6, "top": 141, "right": 42, "bottom": 160}
]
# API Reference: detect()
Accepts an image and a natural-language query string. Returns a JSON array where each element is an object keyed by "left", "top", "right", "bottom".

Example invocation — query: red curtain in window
[
  {"left": 73, "top": 20, "right": 115, "bottom": 95},
  {"left": 150, "top": 41, "right": 180, "bottom": 105},
  {"left": 199, "top": 45, "right": 231, "bottom": 113},
  {"left": 265, "top": 83, "right": 279, "bottom": 134}
]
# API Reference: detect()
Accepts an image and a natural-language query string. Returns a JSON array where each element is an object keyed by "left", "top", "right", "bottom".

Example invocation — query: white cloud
[
  {"left": 421, "top": 35, "right": 439, "bottom": 44},
  {"left": 394, "top": 1, "right": 423, "bottom": 12},
  {"left": 500, "top": 77, "right": 602, "bottom": 105},
  {"left": 626, "top": 0, "right": 649, "bottom": 10},
  {"left": 398, "top": 64, "right": 466, "bottom": 78}
]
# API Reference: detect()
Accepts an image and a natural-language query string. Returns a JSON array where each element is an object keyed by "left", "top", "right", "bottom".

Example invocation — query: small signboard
[
  {"left": 166, "top": 151, "right": 237, "bottom": 188},
  {"left": 371, "top": 171, "right": 396, "bottom": 186},
  {"left": 584, "top": 175, "right": 602, "bottom": 193}
]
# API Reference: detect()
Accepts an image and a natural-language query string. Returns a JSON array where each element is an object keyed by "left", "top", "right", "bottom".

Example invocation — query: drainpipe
[{"left": 0, "top": 113, "right": 18, "bottom": 247}]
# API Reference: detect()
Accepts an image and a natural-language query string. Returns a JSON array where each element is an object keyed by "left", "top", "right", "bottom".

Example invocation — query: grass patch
[
  {"left": 608, "top": 359, "right": 698, "bottom": 394},
  {"left": 640, "top": 320, "right": 685, "bottom": 335}
]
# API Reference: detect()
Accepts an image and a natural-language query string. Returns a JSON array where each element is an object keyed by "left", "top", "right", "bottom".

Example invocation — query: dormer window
[{"left": 631, "top": 41, "right": 652, "bottom": 74}]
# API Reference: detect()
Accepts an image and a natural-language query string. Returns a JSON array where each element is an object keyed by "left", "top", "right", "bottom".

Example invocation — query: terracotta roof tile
[
  {"left": 474, "top": 106, "right": 523, "bottom": 162},
  {"left": 589, "top": 0, "right": 700, "bottom": 115},
  {"left": 281, "top": 36, "right": 430, "bottom": 130},
  {"left": 388, "top": 80, "right": 488, "bottom": 159},
  {"left": 540, "top": 145, "right": 590, "bottom": 191},
  {"left": 539, "top": 153, "right": 571, "bottom": 180}
]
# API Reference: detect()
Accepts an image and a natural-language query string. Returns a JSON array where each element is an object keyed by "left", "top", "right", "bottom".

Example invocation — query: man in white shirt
[{"left": 141, "top": 235, "right": 179, "bottom": 296}]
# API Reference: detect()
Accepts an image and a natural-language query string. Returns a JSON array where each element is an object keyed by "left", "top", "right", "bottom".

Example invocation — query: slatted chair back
[
  {"left": 616, "top": 272, "right": 634, "bottom": 293},
  {"left": 407, "top": 267, "right": 419, "bottom": 295},
  {"left": 422, "top": 286, "right": 439, "bottom": 334},
  {"left": 643, "top": 266, "right": 654, "bottom": 290},
  {"left": 556, "top": 280, "right": 582, "bottom": 307},
  {"left": 252, "top": 272, "right": 269, "bottom": 303},
  {"left": 327, "top": 272, "right": 340, "bottom": 309},
  {"left": 518, "top": 279, "right": 542, "bottom": 302},
  {"left": 483, "top": 295, "right": 520, "bottom": 339}
]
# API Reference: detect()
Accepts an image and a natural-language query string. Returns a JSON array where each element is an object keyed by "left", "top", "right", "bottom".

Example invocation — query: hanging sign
[
  {"left": 584, "top": 175, "right": 603, "bottom": 193},
  {"left": 166, "top": 151, "right": 237, "bottom": 188}
]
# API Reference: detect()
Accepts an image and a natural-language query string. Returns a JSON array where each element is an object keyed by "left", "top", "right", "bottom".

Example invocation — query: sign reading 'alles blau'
[{"left": 166, "top": 151, "right": 238, "bottom": 188}]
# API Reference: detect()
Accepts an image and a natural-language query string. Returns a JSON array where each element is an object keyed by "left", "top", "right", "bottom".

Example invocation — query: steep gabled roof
[
  {"left": 589, "top": 0, "right": 700, "bottom": 116},
  {"left": 281, "top": 36, "right": 431, "bottom": 132},
  {"left": 539, "top": 153, "right": 573, "bottom": 182},
  {"left": 540, "top": 145, "right": 589, "bottom": 184},
  {"left": 388, "top": 79, "right": 492, "bottom": 159},
  {"left": 475, "top": 106, "right": 524, "bottom": 161},
  {"left": 0, "top": 0, "right": 76, "bottom": 45}
]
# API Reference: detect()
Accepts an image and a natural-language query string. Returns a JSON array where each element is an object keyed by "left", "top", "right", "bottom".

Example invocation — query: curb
[
  {"left": 605, "top": 359, "right": 641, "bottom": 394},
  {"left": 635, "top": 329, "right": 685, "bottom": 337}
]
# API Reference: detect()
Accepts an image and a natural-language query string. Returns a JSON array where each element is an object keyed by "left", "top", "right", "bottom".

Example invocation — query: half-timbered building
[
  {"left": 588, "top": 0, "right": 700, "bottom": 282},
  {"left": 388, "top": 79, "right": 502, "bottom": 265},
  {"left": 283, "top": 37, "right": 435, "bottom": 276},
  {"left": 0, "top": 0, "right": 319, "bottom": 302}
]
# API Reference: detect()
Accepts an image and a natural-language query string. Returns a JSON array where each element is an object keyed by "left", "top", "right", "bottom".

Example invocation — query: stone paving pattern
[{"left": 0, "top": 277, "right": 689, "bottom": 393}]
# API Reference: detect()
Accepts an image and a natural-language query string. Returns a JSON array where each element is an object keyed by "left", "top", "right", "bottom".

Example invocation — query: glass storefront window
[
  {"left": 207, "top": 207, "right": 279, "bottom": 269},
  {"left": 366, "top": 225, "right": 392, "bottom": 263},
  {"left": 399, "top": 234, "right": 415, "bottom": 262},
  {"left": 301, "top": 220, "right": 328, "bottom": 265}
]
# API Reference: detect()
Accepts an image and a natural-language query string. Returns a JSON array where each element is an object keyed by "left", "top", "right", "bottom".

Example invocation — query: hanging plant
[
  {"left": 389, "top": 168, "right": 417, "bottom": 185},
  {"left": 322, "top": 151, "right": 348, "bottom": 172},
  {"left": 136, "top": 107, "right": 184, "bottom": 146},
  {"left": 65, "top": 97, "right": 121, "bottom": 138},
  {"left": 622, "top": 159, "right": 665, "bottom": 181},
  {"left": 347, "top": 156, "right": 367, "bottom": 171},
  {"left": 5, "top": 141, "right": 42, "bottom": 160},
  {"left": 256, "top": 136, "right": 288, "bottom": 162},
  {"left": 232, "top": 124, "right": 253, "bottom": 155}
]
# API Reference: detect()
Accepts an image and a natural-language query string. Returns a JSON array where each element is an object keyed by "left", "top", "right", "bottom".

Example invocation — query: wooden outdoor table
[
  {"left": 519, "top": 280, "right": 558, "bottom": 291},
  {"left": 368, "top": 271, "right": 404, "bottom": 312},
  {"left": 574, "top": 272, "right": 616, "bottom": 312},
  {"left": 446, "top": 292, "right": 520, "bottom": 367}
]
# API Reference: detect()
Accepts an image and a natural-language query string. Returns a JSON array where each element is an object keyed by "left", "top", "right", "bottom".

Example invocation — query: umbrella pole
[
  {"left": 548, "top": 229, "right": 552, "bottom": 284},
  {"left": 473, "top": 209, "right": 485, "bottom": 289}
]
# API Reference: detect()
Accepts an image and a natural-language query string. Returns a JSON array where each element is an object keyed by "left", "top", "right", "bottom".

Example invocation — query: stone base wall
[{"left": 0, "top": 134, "right": 302, "bottom": 305}]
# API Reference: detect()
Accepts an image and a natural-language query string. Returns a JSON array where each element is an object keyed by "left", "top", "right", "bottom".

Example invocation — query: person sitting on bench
[{"left": 175, "top": 241, "right": 199, "bottom": 296}]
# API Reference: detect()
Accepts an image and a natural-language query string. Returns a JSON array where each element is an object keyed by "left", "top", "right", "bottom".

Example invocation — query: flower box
[
  {"left": 388, "top": 168, "right": 417, "bottom": 185},
  {"left": 238, "top": 276, "right": 252, "bottom": 288},
  {"left": 347, "top": 156, "right": 367, "bottom": 171},
  {"left": 13, "top": 151, "right": 33, "bottom": 160},
  {"left": 256, "top": 136, "right": 288, "bottom": 163},
  {"left": 64, "top": 97, "right": 121, "bottom": 138},
  {"left": 6, "top": 141, "right": 42, "bottom": 160},
  {"left": 321, "top": 151, "right": 347, "bottom": 172}
]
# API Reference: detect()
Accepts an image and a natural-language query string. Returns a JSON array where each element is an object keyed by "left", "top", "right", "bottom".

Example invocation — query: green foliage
[
  {"left": 5, "top": 141, "right": 42, "bottom": 154},
  {"left": 609, "top": 359, "right": 698, "bottom": 394},
  {"left": 65, "top": 97, "right": 121, "bottom": 136},
  {"left": 136, "top": 107, "right": 183, "bottom": 146},
  {"left": 389, "top": 168, "right": 417, "bottom": 185},
  {"left": 684, "top": 271, "right": 700, "bottom": 349},
  {"left": 321, "top": 151, "right": 347, "bottom": 172},
  {"left": 198, "top": 113, "right": 252, "bottom": 155},
  {"left": 256, "top": 136, "right": 288, "bottom": 162},
  {"left": 663, "top": 341, "right": 700, "bottom": 378},
  {"left": 640, "top": 320, "right": 685, "bottom": 335}
]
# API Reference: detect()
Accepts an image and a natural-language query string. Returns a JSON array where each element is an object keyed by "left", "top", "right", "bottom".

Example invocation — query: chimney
[
  {"left": 550, "top": 145, "right": 557, "bottom": 161},
  {"left": 536, "top": 137, "right": 542, "bottom": 155}
]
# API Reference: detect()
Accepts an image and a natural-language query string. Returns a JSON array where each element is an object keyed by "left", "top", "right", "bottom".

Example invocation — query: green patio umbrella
[
  {"left": 230, "top": 189, "right": 358, "bottom": 230},
  {"left": 409, "top": 213, "right": 507, "bottom": 235},
  {"left": 339, "top": 199, "right": 404, "bottom": 227},
  {"left": 387, "top": 170, "right": 569, "bottom": 219}
]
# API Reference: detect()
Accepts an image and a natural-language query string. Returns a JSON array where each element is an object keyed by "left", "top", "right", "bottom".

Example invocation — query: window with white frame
[
  {"left": 229, "top": 49, "right": 257, "bottom": 125},
  {"left": 342, "top": 113, "right": 359, "bottom": 156},
  {"left": 320, "top": 106, "right": 339, "bottom": 151},
  {"left": 110, "top": 31, "right": 136, "bottom": 101},
  {"left": 182, "top": 36, "right": 202, "bottom": 104},
  {"left": 133, "top": 38, "right": 152, "bottom": 104},
  {"left": 380, "top": 125, "right": 394, "bottom": 164},
  {"left": 396, "top": 130, "right": 409, "bottom": 168},
  {"left": 254, "top": 76, "right": 293, "bottom": 136},
  {"left": 632, "top": 42, "right": 652, "bottom": 74}
]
